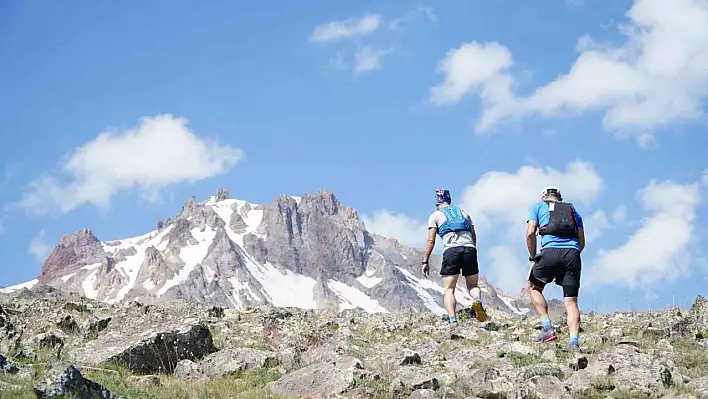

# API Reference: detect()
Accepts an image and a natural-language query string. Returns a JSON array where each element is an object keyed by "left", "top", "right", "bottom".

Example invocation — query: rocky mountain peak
[
  {"left": 180, "top": 196, "right": 199, "bottom": 218},
  {"left": 38, "top": 229, "right": 107, "bottom": 284},
  {"left": 19, "top": 187, "right": 543, "bottom": 318},
  {"left": 299, "top": 189, "right": 343, "bottom": 217},
  {"left": 215, "top": 188, "right": 230, "bottom": 201},
  {"left": 58, "top": 228, "right": 100, "bottom": 247}
]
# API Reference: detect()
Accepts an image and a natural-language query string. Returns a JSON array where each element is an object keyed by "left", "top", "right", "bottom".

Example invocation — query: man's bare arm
[
  {"left": 423, "top": 228, "right": 436, "bottom": 262},
  {"left": 526, "top": 221, "right": 537, "bottom": 259},
  {"left": 577, "top": 227, "right": 585, "bottom": 252},
  {"left": 471, "top": 224, "right": 477, "bottom": 246}
]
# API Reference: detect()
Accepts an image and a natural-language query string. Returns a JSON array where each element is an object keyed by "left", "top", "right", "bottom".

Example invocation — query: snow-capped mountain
[{"left": 2, "top": 189, "right": 541, "bottom": 316}]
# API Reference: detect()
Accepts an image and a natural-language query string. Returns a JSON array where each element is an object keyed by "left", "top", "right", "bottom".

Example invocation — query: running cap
[{"left": 542, "top": 186, "right": 562, "bottom": 199}]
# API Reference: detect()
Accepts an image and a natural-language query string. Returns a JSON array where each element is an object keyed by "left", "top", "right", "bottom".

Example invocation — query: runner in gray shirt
[{"left": 422, "top": 189, "right": 487, "bottom": 324}]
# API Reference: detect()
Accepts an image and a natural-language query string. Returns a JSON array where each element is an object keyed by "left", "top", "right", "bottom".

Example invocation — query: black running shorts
[
  {"left": 441, "top": 246, "right": 479, "bottom": 276},
  {"left": 529, "top": 247, "right": 581, "bottom": 297}
]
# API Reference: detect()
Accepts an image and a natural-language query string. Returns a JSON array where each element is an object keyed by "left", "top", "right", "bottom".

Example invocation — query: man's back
[
  {"left": 428, "top": 205, "right": 476, "bottom": 251},
  {"left": 528, "top": 200, "right": 584, "bottom": 250}
]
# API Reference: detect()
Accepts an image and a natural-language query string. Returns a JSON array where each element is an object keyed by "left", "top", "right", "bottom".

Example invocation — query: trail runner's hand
[{"left": 421, "top": 261, "right": 429, "bottom": 278}]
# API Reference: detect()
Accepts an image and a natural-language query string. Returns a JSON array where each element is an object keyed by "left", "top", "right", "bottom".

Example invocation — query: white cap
[{"left": 542, "top": 186, "right": 562, "bottom": 197}]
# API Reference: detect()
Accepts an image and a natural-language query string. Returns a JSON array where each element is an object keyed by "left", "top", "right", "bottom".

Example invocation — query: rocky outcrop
[
  {"left": 70, "top": 319, "right": 215, "bottom": 373},
  {"left": 38, "top": 229, "right": 108, "bottom": 284},
  {"left": 33, "top": 364, "right": 118, "bottom": 399},
  {"left": 197, "top": 347, "right": 279, "bottom": 378},
  {"left": 265, "top": 356, "right": 367, "bottom": 397}
]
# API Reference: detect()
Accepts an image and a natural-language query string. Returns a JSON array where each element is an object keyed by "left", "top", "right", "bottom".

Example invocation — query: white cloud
[
  {"left": 612, "top": 205, "right": 628, "bottom": 223},
  {"left": 429, "top": 41, "right": 514, "bottom": 107},
  {"left": 585, "top": 210, "right": 611, "bottom": 243},
  {"left": 460, "top": 160, "right": 603, "bottom": 235},
  {"left": 388, "top": 7, "right": 437, "bottom": 31},
  {"left": 586, "top": 180, "right": 701, "bottom": 288},
  {"left": 487, "top": 245, "right": 528, "bottom": 294},
  {"left": 354, "top": 46, "right": 390, "bottom": 75},
  {"left": 361, "top": 210, "right": 429, "bottom": 249},
  {"left": 311, "top": 8, "right": 435, "bottom": 75},
  {"left": 29, "top": 230, "right": 51, "bottom": 262},
  {"left": 309, "top": 14, "right": 381, "bottom": 43},
  {"left": 18, "top": 114, "right": 243, "bottom": 215},
  {"left": 430, "top": 0, "right": 708, "bottom": 143}
]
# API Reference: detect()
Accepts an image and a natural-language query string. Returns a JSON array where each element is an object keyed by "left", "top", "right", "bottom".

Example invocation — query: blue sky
[{"left": 1, "top": 0, "right": 706, "bottom": 313}]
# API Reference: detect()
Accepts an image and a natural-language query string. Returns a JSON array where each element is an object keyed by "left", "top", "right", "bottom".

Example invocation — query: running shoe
[
  {"left": 471, "top": 300, "right": 488, "bottom": 323},
  {"left": 567, "top": 342, "right": 581, "bottom": 353},
  {"left": 532, "top": 329, "right": 558, "bottom": 344}
]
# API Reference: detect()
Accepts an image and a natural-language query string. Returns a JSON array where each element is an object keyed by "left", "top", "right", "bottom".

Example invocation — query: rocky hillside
[
  {"left": 2, "top": 189, "right": 557, "bottom": 318},
  {"left": 0, "top": 286, "right": 706, "bottom": 398}
]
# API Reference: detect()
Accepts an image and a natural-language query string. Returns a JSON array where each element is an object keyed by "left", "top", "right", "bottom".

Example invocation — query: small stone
[
  {"left": 399, "top": 349, "right": 422, "bottom": 366},
  {"left": 541, "top": 349, "right": 557, "bottom": 363},
  {"left": 569, "top": 355, "right": 588, "bottom": 371},
  {"left": 127, "top": 375, "right": 160, "bottom": 387},
  {"left": 390, "top": 378, "right": 405, "bottom": 396}
]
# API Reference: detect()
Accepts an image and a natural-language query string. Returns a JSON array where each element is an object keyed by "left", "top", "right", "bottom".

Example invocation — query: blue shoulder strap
[{"left": 440, "top": 205, "right": 463, "bottom": 221}]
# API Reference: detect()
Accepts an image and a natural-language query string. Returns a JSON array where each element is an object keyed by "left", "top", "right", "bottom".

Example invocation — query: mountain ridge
[{"left": 2, "top": 188, "right": 562, "bottom": 318}]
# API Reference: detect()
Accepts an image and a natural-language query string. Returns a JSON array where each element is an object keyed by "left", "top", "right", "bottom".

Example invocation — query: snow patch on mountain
[
  {"left": 0, "top": 279, "right": 38, "bottom": 293},
  {"left": 158, "top": 227, "right": 217, "bottom": 296},
  {"left": 499, "top": 293, "right": 530, "bottom": 315},
  {"left": 327, "top": 280, "right": 387, "bottom": 313}
]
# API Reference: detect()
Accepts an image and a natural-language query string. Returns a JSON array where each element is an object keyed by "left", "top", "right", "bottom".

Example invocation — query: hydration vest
[
  {"left": 437, "top": 206, "right": 472, "bottom": 238},
  {"left": 538, "top": 200, "right": 579, "bottom": 239}
]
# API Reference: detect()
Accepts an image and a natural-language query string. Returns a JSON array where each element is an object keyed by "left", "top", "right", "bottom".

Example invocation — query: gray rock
[
  {"left": 173, "top": 359, "right": 205, "bottom": 380},
  {"left": 540, "top": 349, "right": 557, "bottom": 363},
  {"left": 70, "top": 319, "right": 214, "bottom": 373},
  {"left": 398, "top": 348, "right": 422, "bottom": 366},
  {"left": 390, "top": 378, "right": 405, "bottom": 397},
  {"left": 408, "top": 388, "right": 439, "bottom": 399},
  {"left": 0, "top": 353, "right": 19, "bottom": 374},
  {"left": 56, "top": 314, "right": 79, "bottom": 333},
  {"left": 35, "top": 330, "right": 67, "bottom": 349},
  {"left": 265, "top": 356, "right": 366, "bottom": 397},
  {"left": 687, "top": 376, "right": 708, "bottom": 398},
  {"left": 83, "top": 315, "right": 112, "bottom": 337},
  {"left": 33, "top": 364, "right": 118, "bottom": 399},
  {"left": 198, "top": 347, "right": 279, "bottom": 378},
  {"left": 523, "top": 375, "right": 570, "bottom": 398},
  {"left": 395, "top": 366, "right": 441, "bottom": 391}
]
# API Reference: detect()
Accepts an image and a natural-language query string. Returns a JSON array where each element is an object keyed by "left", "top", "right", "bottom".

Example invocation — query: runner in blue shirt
[{"left": 526, "top": 186, "right": 585, "bottom": 352}]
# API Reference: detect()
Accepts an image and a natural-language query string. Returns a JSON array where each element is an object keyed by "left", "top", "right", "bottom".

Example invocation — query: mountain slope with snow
[{"left": 7, "top": 189, "right": 547, "bottom": 316}]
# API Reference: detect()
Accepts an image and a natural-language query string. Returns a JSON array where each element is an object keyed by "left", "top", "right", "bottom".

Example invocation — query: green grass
[
  {"left": 671, "top": 339, "right": 708, "bottom": 379},
  {"left": 0, "top": 366, "right": 290, "bottom": 399},
  {"left": 496, "top": 351, "right": 541, "bottom": 368}
]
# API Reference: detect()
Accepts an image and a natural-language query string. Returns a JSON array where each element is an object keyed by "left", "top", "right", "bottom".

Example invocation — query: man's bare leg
[
  {"left": 529, "top": 282, "right": 548, "bottom": 316},
  {"left": 528, "top": 282, "right": 557, "bottom": 343},
  {"left": 564, "top": 296, "right": 580, "bottom": 349},
  {"left": 464, "top": 274, "right": 481, "bottom": 300},
  {"left": 464, "top": 274, "right": 487, "bottom": 322},
  {"left": 442, "top": 275, "right": 459, "bottom": 323}
]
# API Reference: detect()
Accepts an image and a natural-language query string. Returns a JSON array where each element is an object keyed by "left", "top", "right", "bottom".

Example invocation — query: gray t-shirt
[{"left": 427, "top": 206, "right": 476, "bottom": 251}]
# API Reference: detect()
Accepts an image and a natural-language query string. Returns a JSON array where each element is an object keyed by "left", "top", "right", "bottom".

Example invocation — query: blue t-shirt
[{"left": 528, "top": 200, "right": 584, "bottom": 250}]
